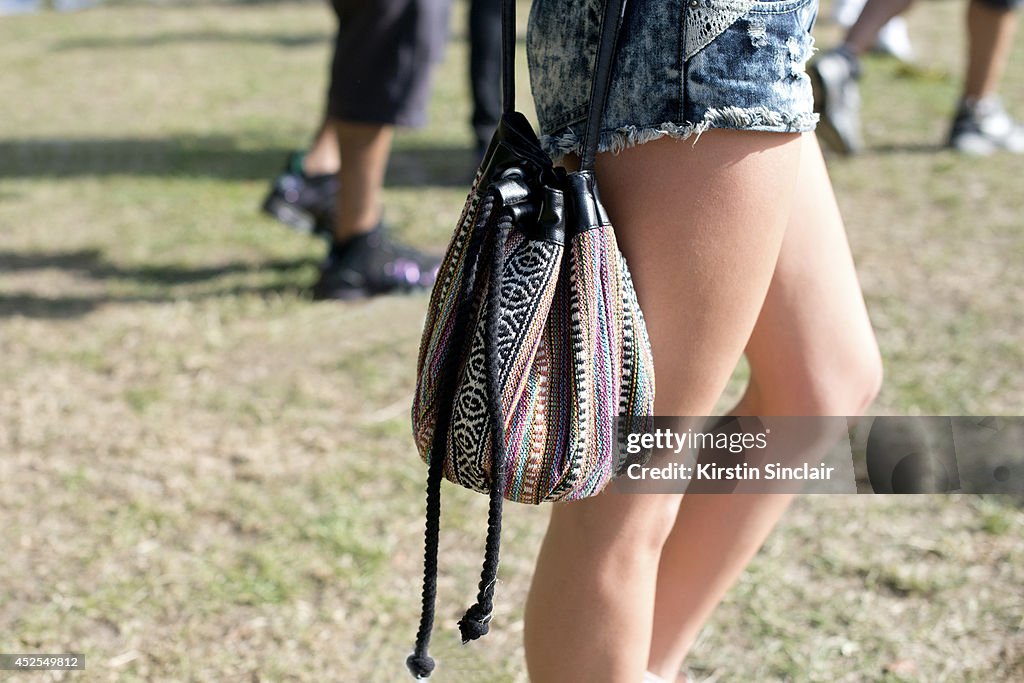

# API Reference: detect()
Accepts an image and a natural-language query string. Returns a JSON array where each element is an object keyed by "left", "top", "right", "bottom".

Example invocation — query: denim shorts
[{"left": 527, "top": 0, "right": 820, "bottom": 157}]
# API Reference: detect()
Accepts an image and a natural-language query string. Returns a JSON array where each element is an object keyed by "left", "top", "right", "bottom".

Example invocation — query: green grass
[{"left": 1, "top": 1, "right": 1022, "bottom": 681}]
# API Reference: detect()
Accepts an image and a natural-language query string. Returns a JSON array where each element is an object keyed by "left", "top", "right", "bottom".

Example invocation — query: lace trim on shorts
[{"left": 684, "top": 0, "right": 755, "bottom": 59}]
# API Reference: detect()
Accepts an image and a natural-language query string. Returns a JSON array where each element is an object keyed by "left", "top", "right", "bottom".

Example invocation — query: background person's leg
[
  {"left": 312, "top": 0, "right": 450, "bottom": 299},
  {"left": 965, "top": 0, "right": 1018, "bottom": 100},
  {"left": 334, "top": 122, "right": 393, "bottom": 239},
  {"left": 811, "top": 0, "right": 916, "bottom": 153},
  {"left": 469, "top": 0, "right": 502, "bottom": 154},
  {"left": 524, "top": 130, "right": 803, "bottom": 683},
  {"left": 261, "top": 120, "right": 340, "bottom": 234},
  {"left": 832, "top": 0, "right": 915, "bottom": 61},
  {"left": 843, "top": 0, "right": 916, "bottom": 55},
  {"left": 645, "top": 134, "right": 882, "bottom": 681},
  {"left": 326, "top": 0, "right": 446, "bottom": 240},
  {"left": 303, "top": 118, "right": 340, "bottom": 176},
  {"left": 950, "top": 0, "right": 1024, "bottom": 153},
  {"left": 312, "top": 120, "right": 438, "bottom": 300}
]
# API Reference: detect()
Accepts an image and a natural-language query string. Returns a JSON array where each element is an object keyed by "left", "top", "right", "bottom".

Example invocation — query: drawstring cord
[
  {"left": 405, "top": 401, "right": 445, "bottom": 679},
  {"left": 407, "top": 196, "right": 508, "bottom": 678},
  {"left": 408, "top": 0, "right": 627, "bottom": 668},
  {"left": 458, "top": 210, "right": 512, "bottom": 643}
]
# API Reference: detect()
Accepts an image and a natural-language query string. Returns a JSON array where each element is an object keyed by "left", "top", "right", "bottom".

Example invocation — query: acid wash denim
[{"left": 527, "top": 0, "right": 820, "bottom": 157}]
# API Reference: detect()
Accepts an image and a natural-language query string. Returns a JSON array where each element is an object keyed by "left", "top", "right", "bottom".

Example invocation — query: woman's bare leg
[
  {"left": 646, "top": 134, "right": 882, "bottom": 680},
  {"left": 524, "top": 130, "right": 803, "bottom": 683}
]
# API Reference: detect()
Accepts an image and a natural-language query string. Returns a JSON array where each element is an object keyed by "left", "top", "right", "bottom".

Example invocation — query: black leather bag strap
[
  {"left": 578, "top": 0, "right": 629, "bottom": 171},
  {"left": 501, "top": 0, "right": 629, "bottom": 171},
  {"left": 501, "top": 0, "right": 516, "bottom": 114}
]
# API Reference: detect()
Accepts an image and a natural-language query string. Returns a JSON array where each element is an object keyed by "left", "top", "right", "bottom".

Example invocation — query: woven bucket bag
[{"left": 407, "top": 0, "right": 653, "bottom": 677}]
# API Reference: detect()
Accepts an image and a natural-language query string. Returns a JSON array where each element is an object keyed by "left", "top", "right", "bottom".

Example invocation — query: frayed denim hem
[{"left": 539, "top": 107, "right": 820, "bottom": 159}]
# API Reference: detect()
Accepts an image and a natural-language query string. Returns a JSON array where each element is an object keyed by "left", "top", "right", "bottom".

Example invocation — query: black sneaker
[
  {"left": 261, "top": 151, "right": 338, "bottom": 235},
  {"left": 311, "top": 225, "right": 441, "bottom": 300},
  {"left": 948, "top": 96, "right": 1024, "bottom": 155},
  {"left": 809, "top": 48, "right": 864, "bottom": 155}
]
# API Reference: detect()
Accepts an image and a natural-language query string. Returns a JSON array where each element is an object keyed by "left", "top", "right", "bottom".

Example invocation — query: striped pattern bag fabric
[
  {"left": 412, "top": 129, "right": 655, "bottom": 504},
  {"left": 406, "top": 0, "right": 652, "bottom": 678}
]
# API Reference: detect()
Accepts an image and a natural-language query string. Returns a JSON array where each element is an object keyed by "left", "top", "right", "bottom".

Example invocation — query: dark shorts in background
[
  {"left": 978, "top": 0, "right": 1021, "bottom": 11},
  {"left": 327, "top": 0, "right": 451, "bottom": 127}
]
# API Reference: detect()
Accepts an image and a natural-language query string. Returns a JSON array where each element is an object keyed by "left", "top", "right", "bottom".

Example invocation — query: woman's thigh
[
  {"left": 545, "top": 128, "right": 805, "bottom": 542},
  {"left": 741, "top": 133, "right": 882, "bottom": 416},
  {"left": 595, "top": 129, "right": 804, "bottom": 418}
]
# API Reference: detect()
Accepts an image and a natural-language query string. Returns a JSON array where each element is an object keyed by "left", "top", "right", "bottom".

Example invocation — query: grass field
[{"left": 1, "top": 1, "right": 1022, "bottom": 681}]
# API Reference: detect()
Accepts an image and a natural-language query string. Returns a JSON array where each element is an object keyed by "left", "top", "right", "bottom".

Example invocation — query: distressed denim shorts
[{"left": 527, "top": 0, "right": 820, "bottom": 157}]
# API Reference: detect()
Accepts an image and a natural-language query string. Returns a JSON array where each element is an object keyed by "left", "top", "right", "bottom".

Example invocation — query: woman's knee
[
  {"left": 850, "top": 347, "right": 885, "bottom": 414},
  {"left": 813, "top": 345, "right": 883, "bottom": 415},
  {"left": 547, "top": 494, "right": 682, "bottom": 567},
  {"left": 747, "top": 345, "right": 884, "bottom": 416}
]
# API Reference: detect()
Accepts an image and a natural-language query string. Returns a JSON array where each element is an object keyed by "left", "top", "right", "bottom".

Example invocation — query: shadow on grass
[
  {"left": 820, "top": 142, "right": 948, "bottom": 160},
  {"left": 0, "top": 248, "right": 309, "bottom": 282},
  {"left": 0, "top": 286, "right": 311, "bottom": 319},
  {"left": 0, "top": 248, "right": 311, "bottom": 319},
  {"left": 0, "top": 136, "right": 474, "bottom": 186},
  {"left": 52, "top": 30, "right": 331, "bottom": 51},
  {"left": 864, "top": 143, "right": 948, "bottom": 156}
]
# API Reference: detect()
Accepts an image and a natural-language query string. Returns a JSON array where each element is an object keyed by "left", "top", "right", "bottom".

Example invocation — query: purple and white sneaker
[{"left": 311, "top": 225, "right": 441, "bottom": 300}]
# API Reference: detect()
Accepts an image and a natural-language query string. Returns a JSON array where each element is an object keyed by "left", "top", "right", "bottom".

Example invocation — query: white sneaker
[
  {"left": 948, "top": 96, "right": 1024, "bottom": 155},
  {"left": 809, "top": 49, "right": 864, "bottom": 154},
  {"left": 831, "top": 0, "right": 866, "bottom": 27},
  {"left": 876, "top": 17, "right": 915, "bottom": 62}
]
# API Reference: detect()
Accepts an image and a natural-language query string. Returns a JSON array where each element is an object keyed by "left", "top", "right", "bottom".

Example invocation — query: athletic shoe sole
[{"left": 808, "top": 60, "right": 861, "bottom": 156}]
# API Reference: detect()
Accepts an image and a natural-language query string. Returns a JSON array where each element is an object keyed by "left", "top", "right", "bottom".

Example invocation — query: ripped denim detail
[
  {"left": 702, "top": 105, "right": 818, "bottom": 131},
  {"left": 539, "top": 107, "right": 820, "bottom": 158}
]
